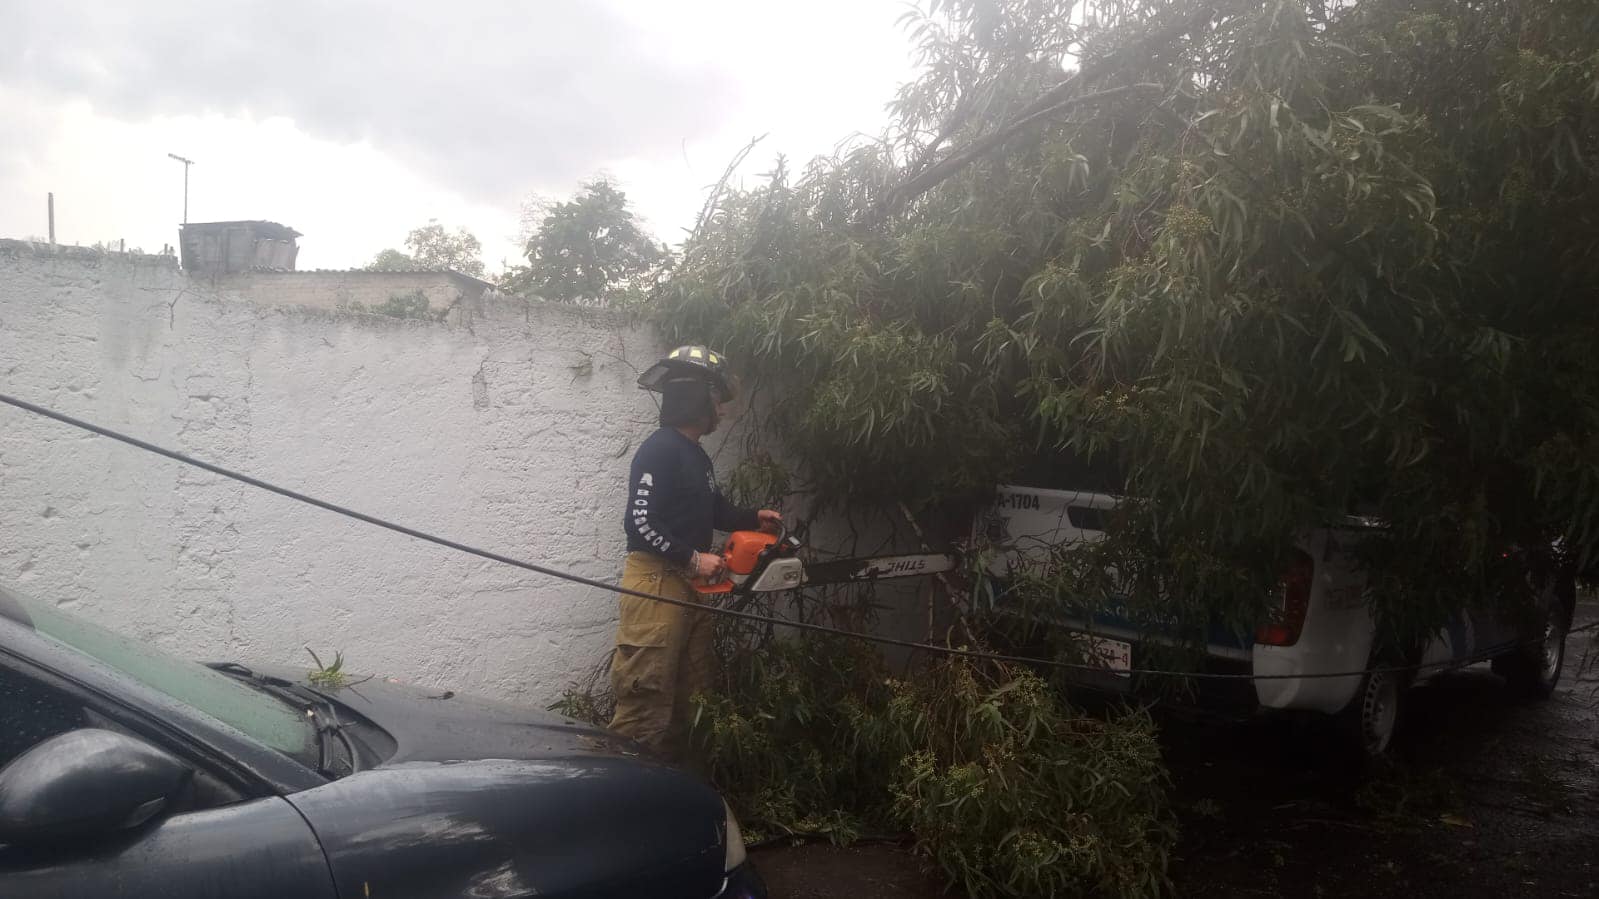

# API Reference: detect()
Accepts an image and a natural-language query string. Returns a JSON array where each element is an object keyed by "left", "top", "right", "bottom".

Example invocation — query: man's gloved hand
[
  {"left": 758, "top": 510, "right": 783, "bottom": 534},
  {"left": 691, "top": 550, "right": 724, "bottom": 579}
]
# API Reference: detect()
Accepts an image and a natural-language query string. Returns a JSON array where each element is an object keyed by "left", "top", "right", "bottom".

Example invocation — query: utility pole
[
  {"left": 47, "top": 193, "right": 55, "bottom": 244},
  {"left": 166, "top": 153, "right": 194, "bottom": 224}
]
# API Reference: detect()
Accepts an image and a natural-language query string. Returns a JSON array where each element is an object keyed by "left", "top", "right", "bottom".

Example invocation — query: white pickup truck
[{"left": 980, "top": 485, "right": 1576, "bottom": 757}]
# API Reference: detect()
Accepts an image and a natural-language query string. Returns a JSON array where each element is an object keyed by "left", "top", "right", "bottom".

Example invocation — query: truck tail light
[{"left": 1256, "top": 549, "right": 1314, "bottom": 647}]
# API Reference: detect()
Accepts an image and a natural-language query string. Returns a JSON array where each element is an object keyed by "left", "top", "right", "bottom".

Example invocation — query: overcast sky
[{"left": 2, "top": 1, "right": 918, "bottom": 271}]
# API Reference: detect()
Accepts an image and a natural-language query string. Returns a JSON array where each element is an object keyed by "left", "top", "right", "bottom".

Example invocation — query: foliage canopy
[
  {"left": 366, "top": 221, "right": 485, "bottom": 277},
  {"left": 364, "top": 247, "right": 420, "bottom": 272},
  {"left": 657, "top": 0, "right": 1599, "bottom": 640},
  {"left": 503, "top": 179, "right": 670, "bottom": 306}
]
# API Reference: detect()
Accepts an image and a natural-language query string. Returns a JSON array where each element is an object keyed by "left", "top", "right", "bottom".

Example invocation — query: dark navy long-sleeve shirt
[{"left": 624, "top": 428, "right": 760, "bottom": 565}]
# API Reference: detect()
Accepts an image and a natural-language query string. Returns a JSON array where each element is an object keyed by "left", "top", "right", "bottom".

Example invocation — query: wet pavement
[
  {"left": 1169, "top": 599, "right": 1599, "bottom": 898},
  {"left": 755, "top": 601, "right": 1599, "bottom": 897}
]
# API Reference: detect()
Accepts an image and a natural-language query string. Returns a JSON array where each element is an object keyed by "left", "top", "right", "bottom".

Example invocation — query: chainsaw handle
[
  {"left": 692, "top": 527, "right": 792, "bottom": 595},
  {"left": 689, "top": 549, "right": 725, "bottom": 580}
]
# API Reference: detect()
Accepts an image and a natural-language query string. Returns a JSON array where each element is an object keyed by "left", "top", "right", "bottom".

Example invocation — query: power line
[{"left": 1, "top": 390, "right": 1592, "bottom": 682}]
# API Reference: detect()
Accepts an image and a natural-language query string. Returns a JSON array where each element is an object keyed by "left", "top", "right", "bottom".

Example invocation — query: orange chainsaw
[{"left": 692, "top": 530, "right": 959, "bottom": 596}]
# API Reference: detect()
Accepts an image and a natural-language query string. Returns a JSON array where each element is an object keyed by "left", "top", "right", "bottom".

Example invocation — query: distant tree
[
  {"left": 515, "top": 192, "right": 552, "bottom": 247},
  {"left": 502, "top": 179, "right": 669, "bottom": 306},
  {"left": 365, "top": 247, "right": 418, "bottom": 271},
  {"left": 404, "top": 221, "right": 485, "bottom": 277},
  {"left": 367, "top": 222, "right": 484, "bottom": 276}
]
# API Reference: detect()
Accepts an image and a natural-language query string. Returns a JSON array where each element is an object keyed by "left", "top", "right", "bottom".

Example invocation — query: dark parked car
[{"left": 0, "top": 585, "right": 765, "bottom": 898}]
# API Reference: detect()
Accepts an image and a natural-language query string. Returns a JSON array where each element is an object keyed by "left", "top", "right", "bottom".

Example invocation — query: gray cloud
[{"left": 4, "top": 2, "right": 739, "bottom": 202}]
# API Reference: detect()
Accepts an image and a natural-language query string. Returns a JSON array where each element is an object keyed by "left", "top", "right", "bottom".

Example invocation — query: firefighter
[{"left": 609, "top": 346, "right": 781, "bottom": 759}]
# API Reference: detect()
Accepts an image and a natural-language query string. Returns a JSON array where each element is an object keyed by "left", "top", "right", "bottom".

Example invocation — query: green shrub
[
  {"left": 690, "top": 635, "right": 898, "bottom": 844},
  {"left": 351, "top": 289, "right": 439, "bottom": 321},
  {"left": 889, "top": 660, "right": 1174, "bottom": 899},
  {"left": 548, "top": 683, "right": 613, "bottom": 727},
  {"left": 690, "top": 634, "right": 1174, "bottom": 898}
]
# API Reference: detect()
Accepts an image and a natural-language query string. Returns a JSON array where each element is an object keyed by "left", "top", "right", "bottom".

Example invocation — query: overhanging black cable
[{"left": 1, "top": 390, "right": 1593, "bottom": 682}]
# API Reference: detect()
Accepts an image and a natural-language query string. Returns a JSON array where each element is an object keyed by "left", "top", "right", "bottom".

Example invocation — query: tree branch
[
  {"left": 688, "top": 133, "right": 767, "bottom": 249},
  {"left": 873, "top": 2, "right": 1225, "bottom": 221},
  {"left": 878, "top": 83, "right": 1166, "bottom": 219}
]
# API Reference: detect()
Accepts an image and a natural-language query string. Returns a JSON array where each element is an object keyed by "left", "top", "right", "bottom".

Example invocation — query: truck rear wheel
[
  {"left": 1335, "top": 663, "right": 1404, "bottom": 762},
  {"left": 1492, "top": 609, "right": 1567, "bottom": 700}
]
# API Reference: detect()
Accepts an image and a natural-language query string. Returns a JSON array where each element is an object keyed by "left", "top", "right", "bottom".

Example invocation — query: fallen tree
[
  {"left": 652, "top": 0, "right": 1599, "bottom": 894},
  {"left": 660, "top": 0, "right": 1599, "bottom": 639}
]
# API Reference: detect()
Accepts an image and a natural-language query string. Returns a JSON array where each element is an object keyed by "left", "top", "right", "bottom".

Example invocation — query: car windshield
[{"left": 1, "top": 587, "right": 315, "bottom": 766}]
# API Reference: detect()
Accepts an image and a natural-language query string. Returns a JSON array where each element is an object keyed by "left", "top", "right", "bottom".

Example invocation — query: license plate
[{"left": 1070, "top": 634, "right": 1132, "bottom": 678}]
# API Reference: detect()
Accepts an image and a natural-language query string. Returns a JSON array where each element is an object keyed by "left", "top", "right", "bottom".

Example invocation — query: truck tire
[
  {"left": 1336, "top": 661, "right": 1405, "bottom": 762},
  {"left": 1492, "top": 599, "right": 1569, "bottom": 700}
]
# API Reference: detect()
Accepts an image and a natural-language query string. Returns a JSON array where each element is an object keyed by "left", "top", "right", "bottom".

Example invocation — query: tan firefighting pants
[{"left": 607, "top": 552, "right": 716, "bottom": 758}]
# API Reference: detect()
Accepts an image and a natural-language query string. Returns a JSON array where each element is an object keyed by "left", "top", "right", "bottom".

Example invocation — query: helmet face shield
[{"left": 659, "top": 377, "right": 717, "bottom": 428}]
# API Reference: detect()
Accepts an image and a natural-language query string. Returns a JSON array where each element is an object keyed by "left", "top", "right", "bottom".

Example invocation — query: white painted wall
[
  {"left": 205, "top": 269, "right": 492, "bottom": 316},
  {"left": 0, "top": 242, "right": 675, "bottom": 706}
]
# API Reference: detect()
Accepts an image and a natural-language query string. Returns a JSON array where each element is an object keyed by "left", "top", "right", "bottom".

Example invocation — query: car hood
[
  {"left": 286, "top": 756, "right": 729, "bottom": 899},
  {"left": 248, "top": 664, "right": 642, "bottom": 766},
  {"left": 250, "top": 668, "right": 734, "bottom": 899}
]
